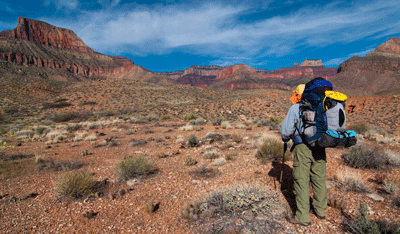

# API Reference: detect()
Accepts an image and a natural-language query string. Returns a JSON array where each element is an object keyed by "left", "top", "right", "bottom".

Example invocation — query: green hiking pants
[{"left": 293, "top": 143, "right": 327, "bottom": 223}]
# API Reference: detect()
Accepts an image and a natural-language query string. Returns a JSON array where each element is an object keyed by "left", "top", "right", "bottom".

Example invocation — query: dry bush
[
  {"left": 184, "top": 156, "right": 197, "bottom": 166},
  {"left": 347, "top": 122, "right": 371, "bottom": 135},
  {"left": 382, "top": 179, "right": 399, "bottom": 195},
  {"left": 333, "top": 169, "right": 369, "bottom": 193},
  {"left": 55, "top": 170, "right": 98, "bottom": 199},
  {"left": 187, "top": 135, "right": 199, "bottom": 147},
  {"left": 189, "top": 184, "right": 287, "bottom": 233},
  {"left": 203, "top": 150, "right": 220, "bottom": 160},
  {"left": 342, "top": 145, "right": 398, "bottom": 170},
  {"left": 255, "top": 138, "right": 289, "bottom": 163},
  {"left": 115, "top": 155, "right": 156, "bottom": 181},
  {"left": 189, "top": 165, "right": 219, "bottom": 179},
  {"left": 211, "top": 158, "right": 227, "bottom": 166},
  {"left": 344, "top": 201, "right": 400, "bottom": 234}
]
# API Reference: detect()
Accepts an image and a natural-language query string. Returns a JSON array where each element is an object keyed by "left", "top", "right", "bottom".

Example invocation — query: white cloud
[
  {"left": 44, "top": 0, "right": 79, "bottom": 10},
  {"left": 41, "top": 0, "right": 400, "bottom": 62}
]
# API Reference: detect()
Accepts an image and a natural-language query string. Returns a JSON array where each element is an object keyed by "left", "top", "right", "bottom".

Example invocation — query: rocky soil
[{"left": 1, "top": 90, "right": 400, "bottom": 233}]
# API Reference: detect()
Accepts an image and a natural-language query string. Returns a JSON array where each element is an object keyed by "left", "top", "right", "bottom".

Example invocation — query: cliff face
[
  {"left": 300, "top": 59, "right": 323, "bottom": 67},
  {"left": 331, "top": 37, "right": 400, "bottom": 95},
  {"left": 0, "top": 17, "right": 93, "bottom": 53},
  {"left": 162, "top": 61, "right": 336, "bottom": 89},
  {"left": 0, "top": 17, "right": 168, "bottom": 83}
]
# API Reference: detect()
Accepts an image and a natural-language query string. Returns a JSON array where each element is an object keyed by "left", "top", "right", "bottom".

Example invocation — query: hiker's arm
[{"left": 280, "top": 104, "right": 300, "bottom": 142}]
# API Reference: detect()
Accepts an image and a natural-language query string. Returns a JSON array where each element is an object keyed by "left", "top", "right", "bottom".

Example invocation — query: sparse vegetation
[
  {"left": 184, "top": 155, "right": 197, "bottom": 166},
  {"left": 333, "top": 169, "right": 370, "bottom": 193},
  {"left": 187, "top": 135, "right": 199, "bottom": 147},
  {"left": 115, "top": 155, "right": 156, "bottom": 181},
  {"left": 183, "top": 113, "right": 197, "bottom": 121},
  {"left": 187, "top": 184, "right": 286, "bottom": 233},
  {"left": 255, "top": 138, "right": 289, "bottom": 163},
  {"left": 344, "top": 201, "right": 400, "bottom": 234},
  {"left": 342, "top": 145, "right": 398, "bottom": 170},
  {"left": 55, "top": 170, "right": 98, "bottom": 199},
  {"left": 189, "top": 165, "right": 219, "bottom": 178}
]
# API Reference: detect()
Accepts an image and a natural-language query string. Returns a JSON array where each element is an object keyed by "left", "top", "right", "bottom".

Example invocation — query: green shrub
[
  {"left": 115, "top": 155, "right": 156, "bottom": 181},
  {"left": 189, "top": 118, "right": 206, "bottom": 126},
  {"left": 347, "top": 122, "right": 371, "bottom": 135},
  {"left": 183, "top": 113, "right": 197, "bottom": 121},
  {"left": 344, "top": 201, "right": 400, "bottom": 234},
  {"left": 55, "top": 170, "right": 98, "bottom": 199},
  {"left": 342, "top": 145, "right": 394, "bottom": 170},
  {"left": 255, "top": 139, "right": 289, "bottom": 163},
  {"left": 188, "top": 135, "right": 199, "bottom": 147}
]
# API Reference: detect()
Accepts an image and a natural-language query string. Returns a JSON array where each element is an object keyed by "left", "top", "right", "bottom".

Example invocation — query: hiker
[{"left": 280, "top": 83, "right": 327, "bottom": 226}]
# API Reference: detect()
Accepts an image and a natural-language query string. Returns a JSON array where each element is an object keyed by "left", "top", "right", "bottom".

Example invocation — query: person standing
[{"left": 280, "top": 84, "right": 327, "bottom": 226}]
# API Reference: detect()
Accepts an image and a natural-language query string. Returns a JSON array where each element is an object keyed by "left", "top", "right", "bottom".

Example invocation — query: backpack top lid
[
  {"left": 303, "top": 77, "right": 333, "bottom": 97},
  {"left": 302, "top": 77, "right": 333, "bottom": 109},
  {"left": 323, "top": 91, "right": 347, "bottom": 110}
]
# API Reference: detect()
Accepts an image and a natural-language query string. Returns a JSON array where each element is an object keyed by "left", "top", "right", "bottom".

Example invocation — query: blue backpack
[{"left": 299, "top": 77, "right": 357, "bottom": 148}]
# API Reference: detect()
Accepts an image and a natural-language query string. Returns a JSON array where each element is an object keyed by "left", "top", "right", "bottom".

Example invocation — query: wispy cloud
[
  {"left": 44, "top": 0, "right": 79, "bottom": 10},
  {"left": 40, "top": 0, "right": 400, "bottom": 67},
  {"left": 0, "top": 1, "right": 14, "bottom": 13}
]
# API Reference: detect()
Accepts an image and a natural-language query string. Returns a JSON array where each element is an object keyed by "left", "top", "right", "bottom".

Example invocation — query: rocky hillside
[
  {"left": 161, "top": 62, "right": 337, "bottom": 90},
  {"left": 0, "top": 17, "right": 169, "bottom": 84},
  {"left": 331, "top": 38, "right": 400, "bottom": 95}
]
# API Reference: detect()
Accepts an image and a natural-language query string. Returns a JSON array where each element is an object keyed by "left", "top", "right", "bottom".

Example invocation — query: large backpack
[{"left": 299, "top": 78, "right": 357, "bottom": 148}]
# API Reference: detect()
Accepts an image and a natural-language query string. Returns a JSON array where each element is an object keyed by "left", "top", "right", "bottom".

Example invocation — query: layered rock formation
[
  {"left": 0, "top": 17, "right": 93, "bottom": 53},
  {"left": 161, "top": 60, "right": 336, "bottom": 89},
  {"left": 0, "top": 17, "right": 168, "bottom": 83},
  {"left": 299, "top": 59, "right": 323, "bottom": 67},
  {"left": 331, "top": 37, "right": 400, "bottom": 95}
]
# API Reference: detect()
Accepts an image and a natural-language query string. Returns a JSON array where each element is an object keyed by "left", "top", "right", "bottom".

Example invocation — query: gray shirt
[{"left": 280, "top": 103, "right": 303, "bottom": 143}]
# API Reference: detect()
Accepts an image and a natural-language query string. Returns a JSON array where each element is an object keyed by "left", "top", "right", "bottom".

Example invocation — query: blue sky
[{"left": 1, "top": 0, "right": 400, "bottom": 72}]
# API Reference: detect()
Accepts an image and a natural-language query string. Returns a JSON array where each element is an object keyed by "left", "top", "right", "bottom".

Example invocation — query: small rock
[
  {"left": 119, "top": 189, "right": 126, "bottom": 197},
  {"left": 367, "top": 193, "right": 384, "bottom": 202},
  {"left": 126, "top": 179, "right": 138, "bottom": 187},
  {"left": 83, "top": 210, "right": 98, "bottom": 219}
]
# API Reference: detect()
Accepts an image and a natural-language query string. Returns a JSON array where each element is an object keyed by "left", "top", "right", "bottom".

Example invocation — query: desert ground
[{"left": 1, "top": 79, "right": 400, "bottom": 234}]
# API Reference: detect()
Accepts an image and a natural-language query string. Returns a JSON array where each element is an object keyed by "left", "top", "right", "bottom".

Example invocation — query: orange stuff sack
[{"left": 290, "top": 92, "right": 302, "bottom": 104}]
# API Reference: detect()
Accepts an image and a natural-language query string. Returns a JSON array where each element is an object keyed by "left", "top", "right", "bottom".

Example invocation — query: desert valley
[{"left": 1, "top": 17, "right": 400, "bottom": 233}]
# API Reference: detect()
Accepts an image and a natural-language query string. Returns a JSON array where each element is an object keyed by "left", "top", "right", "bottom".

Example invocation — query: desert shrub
[
  {"left": 333, "top": 169, "right": 369, "bottom": 193},
  {"left": 255, "top": 138, "right": 289, "bottom": 163},
  {"left": 342, "top": 145, "right": 398, "bottom": 170},
  {"left": 115, "top": 155, "right": 156, "bottom": 181},
  {"left": 146, "top": 115, "right": 158, "bottom": 121},
  {"left": 347, "top": 122, "right": 371, "bottom": 135},
  {"left": 37, "top": 160, "right": 84, "bottom": 172},
  {"left": 66, "top": 124, "right": 81, "bottom": 132},
  {"left": 254, "top": 117, "right": 281, "bottom": 130},
  {"left": 55, "top": 170, "right": 98, "bottom": 199},
  {"left": 129, "top": 139, "right": 147, "bottom": 147},
  {"left": 211, "top": 118, "right": 222, "bottom": 126},
  {"left": 42, "top": 101, "right": 72, "bottom": 110},
  {"left": 187, "top": 135, "right": 199, "bottom": 147},
  {"left": 161, "top": 115, "right": 171, "bottom": 120},
  {"left": 221, "top": 121, "right": 232, "bottom": 129},
  {"left": 203, "top": 150, "right": 220, "bottom": 160},
  {"left": 382, "top": 179, "right": 399, "bottom": 195},
  {"left": 0, "top": 153, "right": 34, "bottom": 161},
  {"left": 393, "top": 194, "right": 400, "bottom": 208},
  {"left": 35, "top": 126, "right": 48, "bottom": 135},
  {"left": 189, "top": 118, "right": 206, "bottom": 126},
  {"left": 189, "top": 165, "right": 219, "bottom": 178},
  {"left": 344, "top": 201, "right": 400, "bottom": 234},
  {"left": 211, "top": 158, "right": 227, "bottom": 166},
  {"left": 328, "top": 193, "right": 347, "bottom": 211},
  {"left": 184, "top": 156, "right": 197, "bottom": 166},
  {"left": 183, "top": 113, "right": 197, "bottom": 121},
  {"left": 189, "top": 184, "right": 286, "bottom": 233},
  {"left": 51, "top": 111, "right": 93, "bottom": 123}
]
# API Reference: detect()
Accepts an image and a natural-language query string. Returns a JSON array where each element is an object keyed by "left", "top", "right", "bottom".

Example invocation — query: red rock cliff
[
  {"left": 375, "top": 37, "right": 400, "bottom": 53},
  {"left": 0, "top": 17, "right": 93, "bottom": 53}
]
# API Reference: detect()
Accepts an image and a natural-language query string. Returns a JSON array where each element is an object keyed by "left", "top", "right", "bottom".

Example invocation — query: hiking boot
[
  {"left": 287, "top": 216, "right": 311, "bottom": 226},
  {"left": 310, "top": 209, "right": 325, "bottom": 220}
]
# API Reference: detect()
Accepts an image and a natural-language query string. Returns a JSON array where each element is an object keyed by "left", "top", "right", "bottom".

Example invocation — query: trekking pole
[{"left": 279, "top": 142, "right": 288, "bottom": 190}]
